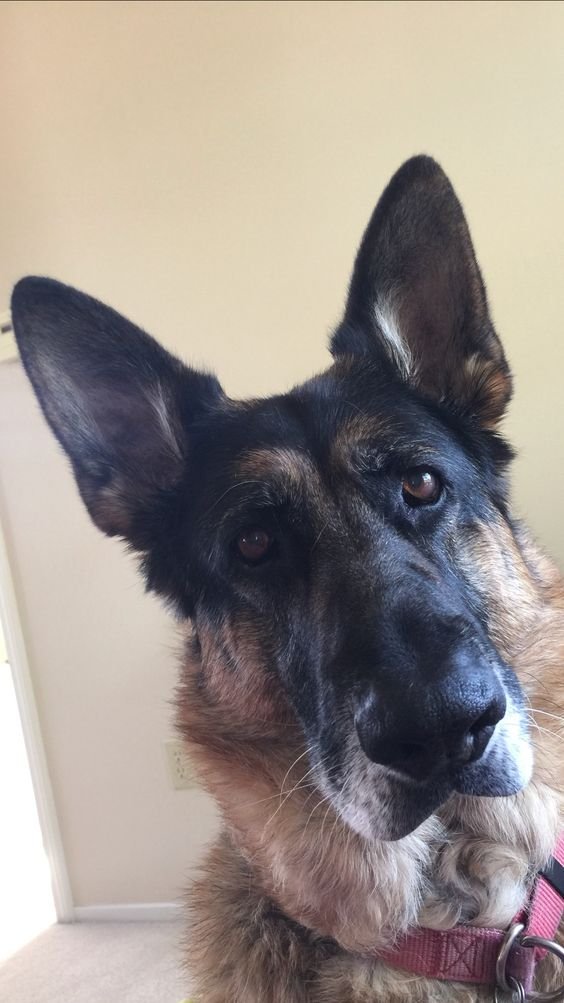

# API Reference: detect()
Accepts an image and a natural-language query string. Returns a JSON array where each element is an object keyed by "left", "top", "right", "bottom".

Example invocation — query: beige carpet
[{"left": 0, "top": 921, "right": 190, "bottom": 1003}]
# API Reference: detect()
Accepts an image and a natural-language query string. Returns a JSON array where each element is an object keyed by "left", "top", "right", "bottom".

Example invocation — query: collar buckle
[{"left": 495, "top": 922, "right": 564, "bottom": 1002}]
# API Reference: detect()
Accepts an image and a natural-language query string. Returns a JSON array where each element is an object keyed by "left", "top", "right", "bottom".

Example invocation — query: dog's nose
[{"left": 354, "top": 661, "right": 506, "bottom": 782}]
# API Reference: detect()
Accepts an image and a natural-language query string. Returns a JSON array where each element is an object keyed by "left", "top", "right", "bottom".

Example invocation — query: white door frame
[{"left": 0, "top": 515, "right": 74, "bottom": 922}]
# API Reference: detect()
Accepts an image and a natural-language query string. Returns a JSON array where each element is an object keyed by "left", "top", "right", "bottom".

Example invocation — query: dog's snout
[{"left": 354, "top": 658, "right": 506, "bottom": 783}]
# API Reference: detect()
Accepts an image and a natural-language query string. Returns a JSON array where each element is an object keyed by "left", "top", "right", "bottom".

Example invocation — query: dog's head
[{"left": 12, "top": 156, "right": 533, "bottom": 840}]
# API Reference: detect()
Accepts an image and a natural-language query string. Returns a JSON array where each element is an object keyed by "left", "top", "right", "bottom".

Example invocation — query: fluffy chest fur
[{"left": 183, "top": 725, "right": 562, "bottom": 1002}]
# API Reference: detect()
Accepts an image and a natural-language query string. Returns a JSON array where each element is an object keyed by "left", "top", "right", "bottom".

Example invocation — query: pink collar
[{"left": 379, "top": 834, "right": 564, "bottom": 995}]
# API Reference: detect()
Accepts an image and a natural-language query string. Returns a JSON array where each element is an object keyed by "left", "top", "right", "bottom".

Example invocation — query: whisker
[
  {"left": 302, "top": 794, "right": 333, "bottom": 840},
  {"left": 240, "top": 782, "right": 317, "bottom": 810},
  {"left": 279, "top": 747, "right": 313, "bottom": 798},
  {"left": 261, "top": 752, "right": 331, "bottom": 833},
  {"left": 208, "top": 479, "right": 268, "bottom": 513},
  {"left": 310, "top": 521, "right": 329, "bottom": 553},
  {"left": 527, "top": 719, "right": 563, "bottom": 743},
  {"left": 529, "top": 707, "right": 564, "bottom": 727}
]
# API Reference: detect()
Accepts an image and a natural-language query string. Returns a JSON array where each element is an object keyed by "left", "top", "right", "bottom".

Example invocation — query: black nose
[{"left": 355, "top": 664, "right": 506, "bottom": 782}]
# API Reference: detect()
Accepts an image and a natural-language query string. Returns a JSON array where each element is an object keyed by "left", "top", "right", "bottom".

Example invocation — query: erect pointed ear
[
  {"left": 331, "top": 156, "right": 512, "bottom": 427},
  {"left": 12, "top": 277, "right": 225, "bottom": 545}
]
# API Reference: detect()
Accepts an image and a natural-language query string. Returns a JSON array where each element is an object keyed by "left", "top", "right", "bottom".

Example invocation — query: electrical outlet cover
[{"left": 164, "top": 739, "right": 198, "bottom": 790}]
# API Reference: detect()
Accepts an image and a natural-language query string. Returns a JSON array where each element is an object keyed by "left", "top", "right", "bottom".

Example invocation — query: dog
[{"left": 12, "top": 156, "right": 564, "bottom": 1001}]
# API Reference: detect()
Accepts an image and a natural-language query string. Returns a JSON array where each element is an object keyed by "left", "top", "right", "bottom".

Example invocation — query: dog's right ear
[{"left": 12, "top": 277, "right": 224, "bottom": 547}]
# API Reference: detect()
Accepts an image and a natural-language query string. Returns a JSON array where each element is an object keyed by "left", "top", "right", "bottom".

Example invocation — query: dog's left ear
[{"left": 331, "top": 156, "right": 511, "bottom": 427}]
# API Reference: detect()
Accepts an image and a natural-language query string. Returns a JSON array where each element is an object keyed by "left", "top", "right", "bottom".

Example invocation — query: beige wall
[{"left": 0, "top": 0, "right": 563, "bottom": 906}]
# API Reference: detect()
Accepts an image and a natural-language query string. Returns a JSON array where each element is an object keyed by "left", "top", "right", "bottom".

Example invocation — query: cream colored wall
[{"left": 0, "top": 0, "right": 563, "bottom": 906}]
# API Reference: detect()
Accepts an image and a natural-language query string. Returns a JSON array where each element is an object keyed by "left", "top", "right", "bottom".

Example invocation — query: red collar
[{"left": 378, "top": 834, "right": 564, "bottom": 996}]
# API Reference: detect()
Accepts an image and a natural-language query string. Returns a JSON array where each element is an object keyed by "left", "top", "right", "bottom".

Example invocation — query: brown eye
[
  {"left": 401, "top": 469, "right": 442, "bottom": 506},
  {"left": 236, "top": 527, "right": 273, "bottom": 563}
]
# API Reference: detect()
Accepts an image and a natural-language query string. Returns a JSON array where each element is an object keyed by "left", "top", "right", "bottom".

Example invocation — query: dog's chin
[
  {"left": 375, "top": 777, "right": 453, "bottom": 840},
  {"left": 343, "top": 750, "right": 533, "bottom": 842},
  {"left": 323, "top": 714, "right": 534, "bottom": 842}
]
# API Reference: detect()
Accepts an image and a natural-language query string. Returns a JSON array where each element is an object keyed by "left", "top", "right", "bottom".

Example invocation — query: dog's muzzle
[{"left": 354, "top": 642, "right": 507, "bottom": 783}]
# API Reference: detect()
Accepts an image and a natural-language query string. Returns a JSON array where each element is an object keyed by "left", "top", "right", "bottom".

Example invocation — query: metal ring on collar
[
  {"left": 495, "top": 923, "right": 564, "bottom": 1002},
  {"left": 520, "top": 935, "right": 564, "bottom": 1002},
  {"left": 494, "top": 978, "right": 526, "bottom": 1002},
  {"left": 496, "top": 924, "right": 526, "bottom": 993}
]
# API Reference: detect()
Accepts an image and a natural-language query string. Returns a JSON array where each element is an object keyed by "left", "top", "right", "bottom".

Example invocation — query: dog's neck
[
  {"left": 184, "top": 736, "right": 558, "bottom": 954},
  {"left": 180, "top": 712, "right": 560, "bottom": 957},
  {"left": 178, "top": 533, "right": 564, "bottom": 956}
]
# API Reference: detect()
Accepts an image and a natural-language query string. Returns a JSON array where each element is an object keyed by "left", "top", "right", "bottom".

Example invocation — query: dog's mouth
[{"left": 314, "top": 698, "right": 533, "bottom": 841}]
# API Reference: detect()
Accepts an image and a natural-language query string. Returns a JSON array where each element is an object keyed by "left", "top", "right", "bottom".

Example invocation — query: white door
[{"left": 0, "top": 623, "right": 56, "bottom": 961}]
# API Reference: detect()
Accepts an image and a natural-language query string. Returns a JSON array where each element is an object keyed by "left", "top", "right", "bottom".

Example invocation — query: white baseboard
[{"left": 74, "top": 902, "right": 183, "bottom": 922}]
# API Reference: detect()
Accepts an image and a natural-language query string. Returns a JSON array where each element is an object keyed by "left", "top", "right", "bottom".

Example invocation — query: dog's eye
[
  {"left": 401, "top": 469, "right": 442, "bottom": 506},
  {"left": 236, "top": 527, "right": 274, "bottom": 563}
]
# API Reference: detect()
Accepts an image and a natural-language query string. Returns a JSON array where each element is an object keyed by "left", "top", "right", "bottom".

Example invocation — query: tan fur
[
  {"left": 456, "top": 354, "right": 513, "bottom": 429},
  {"left": 331, "top": 413, "right": 442, "bottom": 474},
  {"left": 176, "top": 514, "right": 564, "bottom": 1002},
  {"left": 236, "top": 446, "right": 314, "bottom": 481}
]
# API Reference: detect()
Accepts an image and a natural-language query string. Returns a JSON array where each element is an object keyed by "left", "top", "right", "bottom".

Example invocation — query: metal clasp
[{"left": 494, "top": 922, "right": 564, "bottom": 1002}]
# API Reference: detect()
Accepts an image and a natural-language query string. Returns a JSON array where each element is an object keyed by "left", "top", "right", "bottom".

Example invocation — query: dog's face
[{"left": 12, "top": 156, "right": 533, "bottom": 840}]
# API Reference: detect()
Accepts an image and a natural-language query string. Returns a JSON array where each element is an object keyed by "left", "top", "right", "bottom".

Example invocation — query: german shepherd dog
[{"left": 12, "top": 157, "right": 564, "bottom": 1001}]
